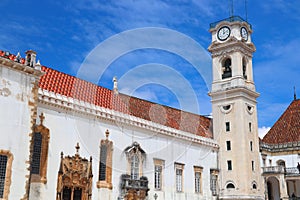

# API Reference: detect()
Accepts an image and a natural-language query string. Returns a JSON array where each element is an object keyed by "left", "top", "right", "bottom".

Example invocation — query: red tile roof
[
  {"left": 262, "top": 99, "right": 300, "bottom": 144},
  {"left": 0, "top": 51, "right": 212, "bottom": 138},
  {"left": 39, "top": 66, "right": 212, "bottom": 138},
  {"left": 0, "top": 50, "right": 25, "bottom": 64}
]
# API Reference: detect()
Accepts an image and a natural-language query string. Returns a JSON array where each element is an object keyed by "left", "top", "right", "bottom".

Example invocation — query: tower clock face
[
  {"left": 241, "top": 27, "right": 248, "bottom": 41},
  {"left": 217, "top": 26, "right": 230, "bottom": 41}
]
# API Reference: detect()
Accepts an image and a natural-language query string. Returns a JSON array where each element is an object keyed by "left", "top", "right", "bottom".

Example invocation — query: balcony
[
  {"left": 120, "top": 174, "right": 149, "bottom": 190},
  {"left": 119, "top": 174, "right": 149, "bottom": 200},
  {"left": 262, "top": 166, "right": 285, "bottom": 174},
  {"left": 285, "top": 167, "right": 300, "bottom": 176},
  {"left": 262, "top": 166, "right": 300, "bottom": 177}
]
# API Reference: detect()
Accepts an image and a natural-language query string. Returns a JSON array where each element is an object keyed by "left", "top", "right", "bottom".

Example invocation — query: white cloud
[{"left": 258, "top": 126, "right": 270, "bottom": 138}]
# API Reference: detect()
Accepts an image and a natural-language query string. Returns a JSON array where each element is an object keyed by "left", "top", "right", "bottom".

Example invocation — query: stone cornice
[
  {"left": 208, "top": 37, "right": 256, "bottom": 58},
  {"left": 209, "top": 85, "right": 259, "bottom": 103},
  {"left": 38, "top": 89, "right": 219, "bottom": 149},
  {"left": 0, "top": 57, "right": 44, "bottom": 78},
  {"left": 209, "top": 19, "right": 252, "bottom": 32},
  {"left": 260, "top": 141, "right": 300, "bottom": 155}
]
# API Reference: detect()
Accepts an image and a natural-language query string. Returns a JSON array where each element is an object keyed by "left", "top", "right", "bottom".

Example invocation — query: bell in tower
[{"left": 25, "top": 50, "right": 37, "bottom": 67}]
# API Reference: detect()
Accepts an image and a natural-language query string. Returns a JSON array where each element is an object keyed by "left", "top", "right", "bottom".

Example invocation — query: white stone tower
[{"left": 208, "top": 16, "right": 264, "bottom": 199}]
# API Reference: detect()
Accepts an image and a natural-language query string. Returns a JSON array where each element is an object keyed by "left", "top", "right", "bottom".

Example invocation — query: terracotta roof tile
[
  {"left": 0, "top": 51, "right": 213, "bottom": 139},
  {"left": 262, "top": 99, "right": 300, "bottom": 144}
]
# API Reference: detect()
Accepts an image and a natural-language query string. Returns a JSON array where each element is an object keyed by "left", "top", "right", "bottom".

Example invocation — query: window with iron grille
[
  {"left": 0, "top": 155, "right": 7, "bottom": 198},
  {"left": 176, "top": 168, "right": 183, "bottom": 192},
  {"left": 31, "top": 132, "right": 42, "bottom": 174},
  {"left": 195, "top": 172, "right": 201, "bottom": 193},
  {"left": 131, "top": 154, "right": 139, "bottom": 180},
  {"left": 99, "top": 144, "right": 107, "bottom": 181},
  {"left": 210, "top": 173, "right": 217, "bottom": 196},
  {"left": 154, "top": 165, "right": 162, "bottom": 190}
]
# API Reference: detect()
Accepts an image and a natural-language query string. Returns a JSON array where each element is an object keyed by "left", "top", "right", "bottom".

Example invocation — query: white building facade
[{"left": 0, "top": 17, "right": 299, "bottom": 200}]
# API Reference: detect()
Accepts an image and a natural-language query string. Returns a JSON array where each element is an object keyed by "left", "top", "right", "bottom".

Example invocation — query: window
[
  {"left": 226, "top": 141, "right": 231, "bottom": 151},
  {"left": 73, "top": 188, "right": 82, "bottom": 200},
  {"left": 0, "top": 150, "right": 13, "bottom": 199},
  {"left": 154, "top": 159, "right": 164, "bottom": 190},
  {"left": 61, "top": 187, "right": 82, "bottom": 200},
  {"left": 277, "top": 160, "right": 286, "bottom": 168},
  {"left": 252, "top": 183, "right": 257, "bottom": 189},
  {"left": 124, "top": 141, "right": 146, "bottom": 181},
  {"left": 0, "top": 155, "right": 7, "bottom": 198},
  {"left": 194, "top": 166, "right": 203, "bottom": 194},
  {"left": 62, "top": 187, "right": 71, "bottom": 200},
  {"left": 195, "top": 172, "right": 201, "bottom": 193},
  {"left": 31, "top": 132, "right": 42, "bottom": 174},
  {"left": 30, "top": 113, "right": 49, "bottom": 184},
  {"left": 226, "top": 183, "right": 235, "bottom": 189},
  {"left": 227, "top": 160, "right": 232, "bottom": 171},
  {"left": 210, "top": 169, "right": 218, "bottom": 196},
  {"left": 262, "top": 158, "right": 266, "bottom": 166},
  {"left": 175, "top": 163, "right": 184, "bottom": 192},
  {"left": 154, "top": 165, "right": 162, "bottom": 190},
  {"left": 225, "top": 122, "right": 230, "bottom": 132},
  {"left": 99, "top": 145, "right": 107, "bottom": 181},
  {"left": 176, "top": 169, "right": 183, "bottom": 192},
  {"left": 250, "top": 141, "right": 253, "bottom": 151},
  {"left": 97, "top": 130, "right": 113, "bottom": 189},
  {"left": 249, "top": 122, "right": 252, "bottom": 132},
  {"left": 131, "top": 154, "right": 139, "bottom": 180},
  {"left": 252, "top": 161, "right": 255, "bottom": 171}
]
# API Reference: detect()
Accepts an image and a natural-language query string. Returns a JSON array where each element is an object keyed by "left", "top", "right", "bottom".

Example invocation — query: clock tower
[{"left": 208, "top": 16, "right": 264, "bottom": 200}]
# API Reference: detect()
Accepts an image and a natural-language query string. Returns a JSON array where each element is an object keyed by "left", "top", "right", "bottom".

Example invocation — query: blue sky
[{"left": 0, "top": 0, "right": 299, "bottom": 135}]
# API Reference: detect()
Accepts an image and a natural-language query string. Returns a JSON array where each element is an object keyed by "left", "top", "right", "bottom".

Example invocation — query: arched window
[
  {"left": 226, "top": 183, "right": 235, "bottom": 189},
  {"left": 277, "top": 160, "right": 285, "bottom": 167},
  {"left": 222, "top": 58, "right": 232, "bottom": 79},
  {"left": 124, "top": 141, "right": 146, "bottom": 179},
  {"left": 131, "top": 154, "right": 139, "bottom": 180},
  {"left": 277, "top": 160, "right": 286, "bottom": 172},
  {"left": 252, "top": 183, "right": 257, "bottom": 189}
]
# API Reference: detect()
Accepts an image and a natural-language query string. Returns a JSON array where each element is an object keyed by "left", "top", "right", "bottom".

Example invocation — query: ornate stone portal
[{"left": 56, "top": 143, "right": 93, "bottom": 200}]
